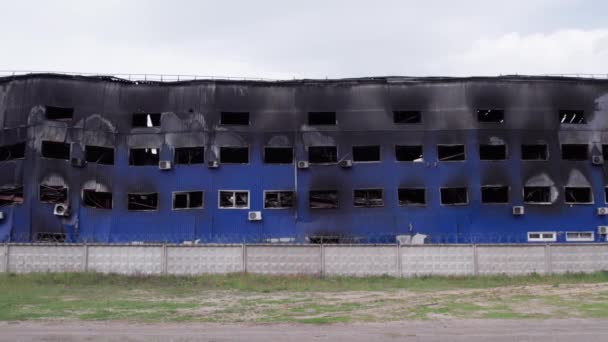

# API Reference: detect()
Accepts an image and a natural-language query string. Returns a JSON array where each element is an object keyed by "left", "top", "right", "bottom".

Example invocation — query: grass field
[{"left": 2, "top": 272, "right": 608, "bottom": 323}]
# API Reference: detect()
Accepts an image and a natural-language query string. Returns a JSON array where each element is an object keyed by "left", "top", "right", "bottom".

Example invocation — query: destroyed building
[{"left": 1, "top": 73, "right": 608, "bottom": 243}]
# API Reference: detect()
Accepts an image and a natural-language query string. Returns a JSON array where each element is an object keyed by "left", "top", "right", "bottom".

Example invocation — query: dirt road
[{"left": 1, "top": 319, "right": 607, "bottom": 342}]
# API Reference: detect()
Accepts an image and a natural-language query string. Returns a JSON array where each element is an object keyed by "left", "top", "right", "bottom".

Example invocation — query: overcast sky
[{"left": 1, "top": 0, "right": 607, "bottom": 79}]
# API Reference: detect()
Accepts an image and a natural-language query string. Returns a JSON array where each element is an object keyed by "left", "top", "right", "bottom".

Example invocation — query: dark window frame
[
  {"left": 564, "top": 186, "right": 593, "bottom": 204},
  {"left": 0, "top": 142, "right": 26, "bottom": 162},
  {"left": 561, "top": 144, "right": 588, "bottom": 161},
  {"left": 476, "top": 109, "right": 505, "bottom": 123},
  {"left": 0, "top": 185, "right": 24, "bottom": 207},
  {"left": 352, "top": 145, "right": 381, "bottom": 163},
  {"left": 127, "top": 192, "right": 159, "bottom": 211},
  {"left": 521, "top": 144, "right": 549, "bottom": 161},
  {"left": 172, "top": 190, "right": 204, "bottom": 210},
  {"left": 479, "top": 144, "right": 508, "bottom": 161},
  {"left": 82, "top": 189, "right": 113, "bottom": 209},
  {"left": 395, "top": 145, "right": 424, "bottom": 162},
  {"left": 85, "top": 145, "right": 115, "bottom": 165},
  {"left": 263, "top": 147, "right": 294, "bottom": 164},
  {"left": 308, "top": 111, "right": 337, "bottom": 126},
  {"left": 393, "top": 110, "right": 422, "bottom": 124},
  {"left": 218, "top": 190, "right": 250, "bottom": 209},
  {"left": 174, "top": 146, "right": 205, "bottom": 165},
  {"left": 128, "top": 147, "right": 160, "bottom": 166},
  {"left": 220, "top": 111, "right": 250, "bottom": 126},
  {"left": 397, "top": 188, "right": 426, "bottom": 206},
  {"left": 45, "top": 105, "right": 74, "bottom": 122},
  {"left": 481, "top": 185, "right": 510, "bottom": 204},
  {"left": 437, "top": 144, "right": 466, "bottom": 162},
  {"left": 440, "top": 187, "right": 469, "bottom": 206},
  {"left": 41, "top": 141, "right": 71, "bottom": 160},
  {"left": 132, "top": 113, "right": 161, "bottom": 128},
  {"left": 523, "top": 186, "right": 552, "bottom": 205},
  {"left": 308, "top": 146, "right": 338, "bottom": 164},
  {"left": 559, "top": 110, "right": 586, "bottom": 125},
  {"left": 39, "top": 184, "right": 68, "bottom": 204},
  {"left": 353, "top": 188, "right": 384, "bottom": 208},
  {"left": 309, "top": 190, "right": 339, "bottom": 209},
  {"left": 219, "top": 146, "right": 249, "bottom": 164},
  {"left": 263, "top": 190, "right": 296, "bottom": 209}
]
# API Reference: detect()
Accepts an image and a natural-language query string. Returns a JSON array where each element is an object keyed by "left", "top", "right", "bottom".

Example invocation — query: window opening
[
  {"left": 220, "top": 147, "right": 248, "bottom": 164},
  {"left": 0, "top": 142, "right": 25, "bottom": 161},
  {"left": 219, "top": 190, "right": 249, "bottom": 209},
  {"left": 477, "top": 109, "right": 504, "bottom": 123},
  {"left": 39, "top": 185, "right": 68, "bottom": 203},
  {"left": 559, "top": 110, "right": 586, "bottom": 124},
  {"left": 41, "top": 141, "right": 70, "bottom": 160},
  {"left": 45, "top": 106, "right": 74, "bottom": 122},
  {"left": 395, "top": 145, "right": 423, "bottom": 162},
  {"left": 175, "top": 147, "right": 204, "bottom": 164},
  {"left": 127, "top": 193, "right": 158, "bottom": 211},
  {"left": 398, "top": 188, "right": 426, "bottom": 206},
  {"left": 308, "top": 146, "right": 337, "bottom": 163},
  {"left": 264, "top": 191, "right": 295, "bottom": 209},
  {"left": 83, "top": 189, "right": 112, "bottom": 209},
  {"left": 264, "top": 147, "right": 293, "bottom": 164},
  {"left": 173, "top": 191, "right": 204, "bottom": 209},
  {"left": 309, "top": 190, "right": 339, "bottom": 209},
  {"left": 352, "top": 146, "right": 380, "bottom": 162},
  {"left": 129, "top": 148, "right": 159, "bottom": 166},
  {"left": 85, "top": 145, "right": 114, "bottom": 165},
  {"left": 220, "top": 112, "right": 250, "bottom": 125},
  {"left": 132, "top": 113, "right": 161, "bottom": 127},
  {"left": 561, "top": 144, "right": 588, "bottom": 161},
  {"left": 440, "top": 187, "right": 468, "bottom": 205},
  {"left": 479, "top": 145, "right": 507, "bottom": 160},
  {"left": 308, "top": 111, "right": 336, "bottom": 125},
  {"left": 353, "top": 189, "right": 384, "bottom": 207},
  {"left": 564, "top": 187, "right": 592, "bottom": 204},
  {"left": 437, "top": 145, "right": 465, "bottom": 161},
  {"left": 481, "top": 186, "right": 509, "bottom": 203},
  {"left": 0, "top": 185, "right": 24, "bottom": 206},
  {"left": 524, "top": 186, "right": 551, "bottom": 204},
  {"left": 393, "top": 110, "right": 421, "bottom": 124},
  {"left": 566, "top": 232, "right": 594, "bottom": 242},
  {"left": 522, "top": 144, "right": 548, "bottom": 160}
]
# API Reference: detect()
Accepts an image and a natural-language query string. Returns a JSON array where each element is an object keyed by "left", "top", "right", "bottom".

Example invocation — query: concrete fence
[{"left": 2, "top": 243, "right": 608, "bottom": 276}]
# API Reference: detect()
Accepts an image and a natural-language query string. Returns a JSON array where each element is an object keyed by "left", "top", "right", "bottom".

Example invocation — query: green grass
[{"left": 1, "top": 271, "right": 608, "bottom": 323}]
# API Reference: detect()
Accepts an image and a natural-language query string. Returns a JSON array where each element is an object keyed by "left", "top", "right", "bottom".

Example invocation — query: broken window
[
  {"left": 481, "top": 186, "right": 509, "bottom": 204},
  {"left": 308, "top": 111, "right": 336, "bottom": 125},
  {"left": 264, "top": 191, "right": 295, "bottom": 209},
  {"left": 173, "top": 191, "right": 204, "bottom": 209},
  {"left": 309, "top": 190, "right": 339, "bottom": 209},
  {"left": 479, "top": 144, "right": 507, "bottom": 160},
  {"left": 127, "top": 193, "right": 158, "bottom": 211},
  {"left": 39, "top": 185, "right": 68, "bottom": 203},
  {"left": 308, "top": 146, "right": 337, "bottom": 164},
  {"left": 264, "top": 147, "right": 293, "bottom": 164},
  {"left": 352, "top": 146, "right": 380, "bottom": 162},
  {"left": 41, "top": 141, "right": 70, "bottom": 160},
  {"left": 440, "top": 187, "right": 468, "bottom": 205},
  {"left": 35, "top": 232, "right": 66, "bottom": 243},
  {"left": 477, "top": 109, "right": 504, "bottom": 123},
  {"left": 83, "top": 189, "right": 112, "bottom": 209},
  {"left": 565, "top": 187, "right": 593, "bottom": 204},
  {"left": 561, "top": 144, "right": 588, "bottom": 161},
  {"left": 129, "top": 148, "right": 159, "bottom": 166},
  {"left": 220, "top": 112, "right": 250, "bottom": 125},
  {"left": 437, "top": 145, "right": 465, "bottom": 161},
  {"left": 45, "top": 106, "right": 74, "bottom": 122},
  {"left": 353, "top": 189, "right": 384, "bottom": 207},
  {"left": 85, "top": 145, "right": 114, "bottom": 165},
  {"left": 398, "top": 188, "right": 426, "bottom": 206},
  {"left": 0, "top": 185, "right": 24, "bottom": 206},
  {"left": 175, "top": 147, "right": 204, "bottom": 165},
  {"left": 219, "top": 190, "right": 249, "bottom": 209},
  {"left": 521, "top": 144, "right": 548, "bottom": 160},
  {"left": 132, "top": 113, "right": 161, "bottom": 128},
  {"left": 395, "top": 145, "right": 423, "bottom": 162},
  {"left": 559, "top": 110, "right": 586, "bottom": 124},
  {"left": 393, "top": 110, "right": 422, "bottom": 124},
  {"left": 0, "top": 142, "right": 25, "bottom": 162},
  {"left": 220, "top": 147, "right": 249, "bottom": 164},
  {"left": 524, "top": 186, "right": 551, "bottom": 204}
]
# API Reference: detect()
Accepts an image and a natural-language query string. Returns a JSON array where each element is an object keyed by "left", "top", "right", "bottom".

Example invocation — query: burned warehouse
[{"left": 1, "top": 73, "right": 608, "bottom": 243}]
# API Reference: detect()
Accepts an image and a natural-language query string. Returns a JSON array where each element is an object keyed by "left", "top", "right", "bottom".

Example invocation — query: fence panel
[
  {"left": 7, "top": 245, "right": 84, "bottom": 273},
  {"left": 87, "top": 245, "right": 163, "bottom": 274},
  {"left": 551, "top": 245, "right": 608, "bottom": 274},
  {"left": 477, "top": 245, "right": 546, "bottom": 275},
  {"left": 401, "top": 245, "right": 474, "bottom": 276},
  {"left": 246, "top": 245, "right": 321, "bottom": 275},
  {"left": 166, "top": 246, "right": 242, "bottom": 275},
  {"left": 324, "top": 246, "right": 398, "bottom": 276}
]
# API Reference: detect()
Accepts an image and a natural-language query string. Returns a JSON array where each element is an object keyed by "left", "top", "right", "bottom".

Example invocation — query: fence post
[
  {"left": 83, "top": 243, "right": 89, "bottom": 272},
  {"left": 397, "top": 243, "right": 403, "bottom": 278},
  {"left": 161, "top": 244, "right": 168, "bottom": 275},
  {"left": 473, "top": 244, "right": 479, "bottom": 276},
  {"left": 242, "top": 244, "right": 247, "bottom": 273},
  {"left": 545, "top": 244, "right": 553, "bottom": 275},
  {"left": 320, "top": 244, "right": 325, "bottom": 277},
  {"left": 2, "top": 244, "right": 8, "bottom": 273}
]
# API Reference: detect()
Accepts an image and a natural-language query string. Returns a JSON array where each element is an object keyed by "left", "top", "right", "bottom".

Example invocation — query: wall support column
[{"left": 473, "top": 244, "right": 479, "bottom": 276}]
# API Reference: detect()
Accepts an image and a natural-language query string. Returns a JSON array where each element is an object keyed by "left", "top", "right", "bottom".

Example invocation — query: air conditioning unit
[
  {"left": 158, "top": 160, "right": 172, "bottom": 170},
  {"left": 0, "top": 211, "right": 4, "bottom": 220},
  {"left": 512, "top": 206, "right": 525, "bottom": 216},
  {"left": 53, "top": 203, "right": 70, "bottom": 217},
  {"left": 248, "top": 211, "right": 262, "bottom": 221},
  {"left": 339, "top": 159, "right": 353, "bottom": 168},
  {"left": 207, "top": 160, "right": 219, "bottom": 168},
  {"left": 297, "top": 160, "right": 309, "bottom": 169},
  {"left": 71, "top": 157, "right": 86, "bottom": 168},
  {"left": 598, "top": 226, "right": 608, "bottom": 235},
  {"left": 592, "top": 155, "right": 604, "bottom": 165},
  {"left": 597, "top": 207, "right": 608, "bottom": 216}
]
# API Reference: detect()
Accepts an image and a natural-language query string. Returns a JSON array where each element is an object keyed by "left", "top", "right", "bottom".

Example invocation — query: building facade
[{"left": 1, "top": 74, "right": 608, "bottom": 243}]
